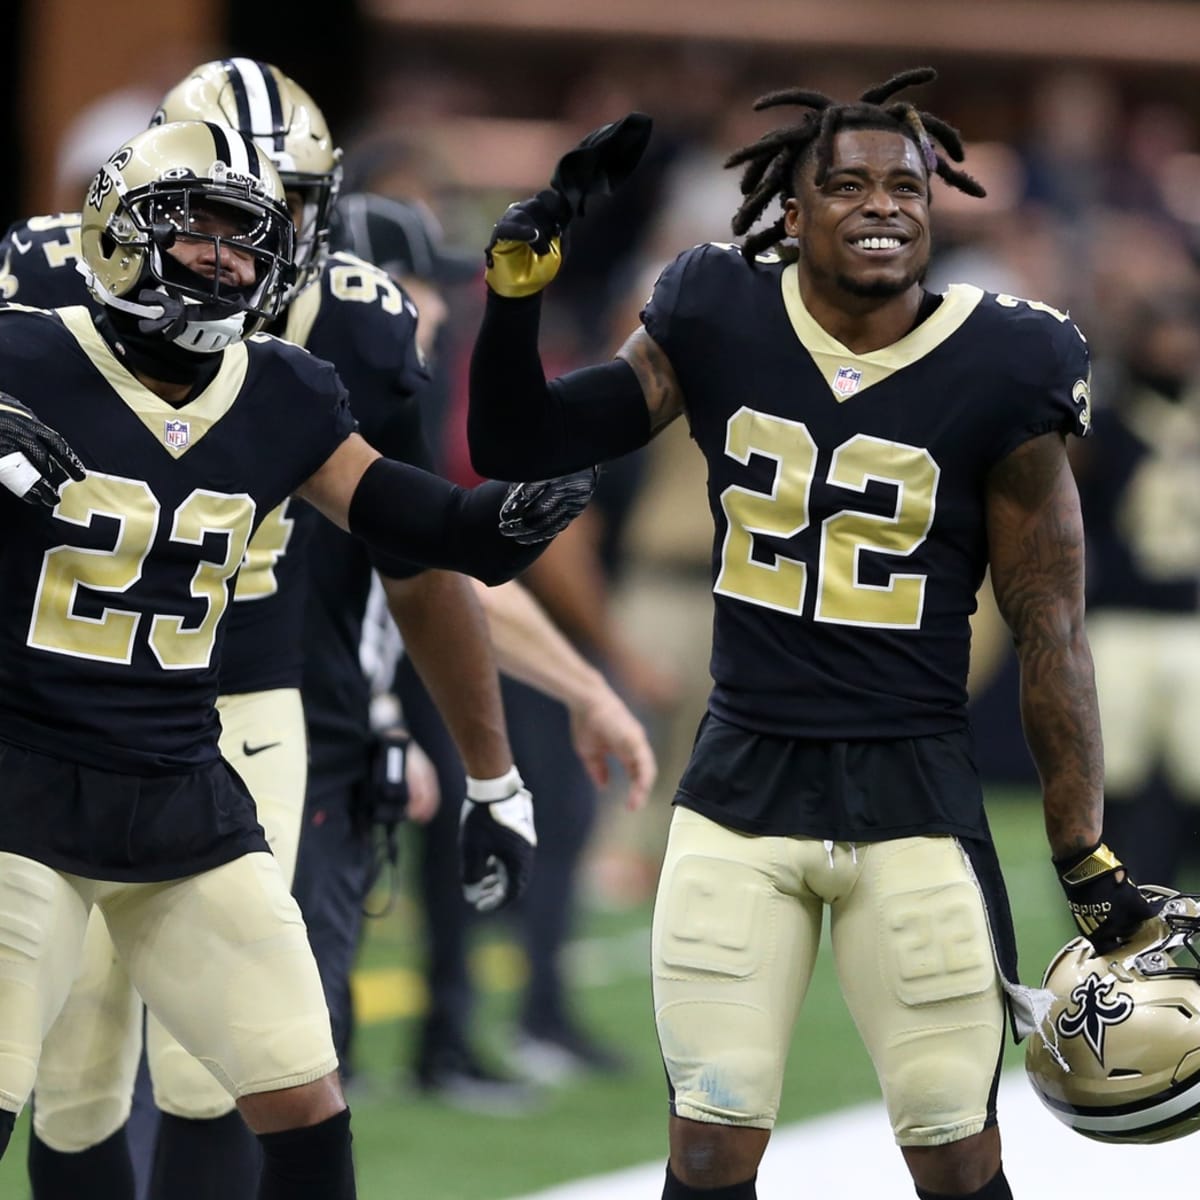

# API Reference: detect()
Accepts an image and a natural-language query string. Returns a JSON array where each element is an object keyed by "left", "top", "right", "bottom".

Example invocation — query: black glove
[
  {"left": 1055, "top": 840, "right": 1159, "bottom": 954},
  {"left": 499, "top": 467, "right": 598, "bottom": 544},
  {"left": 549, "top": 110, "right": 653, "bottom": 219},
  {"left": 484, "top": 111, "right": 653, "bottom": 297},
  {"left": 0, "top": 393, "right": 86, "bottom": 508},
  {"left": 459, "top": 766, "right": 536, "bottom": 912}
]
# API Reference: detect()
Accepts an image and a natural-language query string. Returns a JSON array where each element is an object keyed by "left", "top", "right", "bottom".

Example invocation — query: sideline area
[{"left": 512, "top": 1071, "right": 1193, "bottom": 1198}]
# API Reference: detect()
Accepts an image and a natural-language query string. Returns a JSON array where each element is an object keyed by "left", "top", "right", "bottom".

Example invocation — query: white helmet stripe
[
  {"left": 1064, "top": 1071, "right": 1200, "bottom": 1135},
  {"left": 228, "top": 57, "right": 277, "bottom": 143}
]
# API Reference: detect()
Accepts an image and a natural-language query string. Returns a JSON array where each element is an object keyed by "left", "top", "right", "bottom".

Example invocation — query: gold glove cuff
[
  {"left": 485, "top": 238, "right": 563, "bottom": 298},
  {"left": 1059, "top": 842, "right": 1122, "bottom": 886}
]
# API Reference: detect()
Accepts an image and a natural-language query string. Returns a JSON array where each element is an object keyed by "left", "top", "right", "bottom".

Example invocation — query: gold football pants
[
  {"left": 29, "top": 688, "right": 310, "bottom": 1149},
  {"left": 652, "top": 807, "right": 1005, "bottom": 1146}
]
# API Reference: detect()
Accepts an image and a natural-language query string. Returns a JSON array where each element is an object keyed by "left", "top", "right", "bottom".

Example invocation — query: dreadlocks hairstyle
[{"left": 725, "top": 67, "right": 986, "bottom": 263}]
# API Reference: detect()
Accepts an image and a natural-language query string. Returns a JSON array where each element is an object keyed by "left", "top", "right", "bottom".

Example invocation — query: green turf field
[{"left": 5, "top": 788, "right": 1164, "bottom": 1197}]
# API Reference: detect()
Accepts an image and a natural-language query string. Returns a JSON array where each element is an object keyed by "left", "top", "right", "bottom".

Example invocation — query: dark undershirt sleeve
[
  {"left": 347, "top": 456, "right": 545, "bottom": 585},
  {"left": 468, "top": 290, "right": 650, "bottom": 481}
]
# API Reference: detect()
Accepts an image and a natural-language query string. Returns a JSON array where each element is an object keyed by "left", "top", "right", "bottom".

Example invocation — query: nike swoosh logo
[
  {"left": 242, "top": 741, "right": 281, "bottom": 757},
  {"left": 10, "top": 235, "right": 30, "bottom": 254}
]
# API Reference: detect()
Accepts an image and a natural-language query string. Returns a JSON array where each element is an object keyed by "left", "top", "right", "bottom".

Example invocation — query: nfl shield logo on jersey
[
  {"left": 832, "top": 365, "right": 863, "bottom": 398},
  {"left": 163, "top": 418, "right": 190, "bottom": 450}
]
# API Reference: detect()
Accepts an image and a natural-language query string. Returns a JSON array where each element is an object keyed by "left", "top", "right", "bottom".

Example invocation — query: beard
[
  {"left": 835, "top": 264, "right": 927, "bottom": 297},
  {"left": 800, "top": 231, "right": 930, "bottom": 300}
]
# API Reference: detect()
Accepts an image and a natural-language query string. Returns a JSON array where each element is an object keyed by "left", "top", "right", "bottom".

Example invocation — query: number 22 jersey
[{"left": 640, "top": 242, "right": 1091, "bottom": 742}]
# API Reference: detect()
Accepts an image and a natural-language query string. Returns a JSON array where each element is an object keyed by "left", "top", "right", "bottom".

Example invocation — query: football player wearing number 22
[
  {"left": 0, "top": 120, "right": 587, "bottom": 1200},
  {"left": 469, "top": 69, "right": 1160, "bottom": 1200}
]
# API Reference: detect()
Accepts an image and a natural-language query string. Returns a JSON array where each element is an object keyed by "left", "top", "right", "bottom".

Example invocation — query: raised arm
[
  {"left": 987, "top": 432, "right": 1154, "bottom": 951},
  {"left": 467, "top": 127, "right": 683, "bottom": 484},
  {"left": 468, "top": 289, "right": 683, "bottom": 481},
  {"left": 296, "top": 432, "right": 593, "bottom": 586}
]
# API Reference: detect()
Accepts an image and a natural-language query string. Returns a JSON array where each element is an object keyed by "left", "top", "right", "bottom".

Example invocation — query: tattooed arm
[
  {"left": 986, "top": 432, "right": 1102, "bottom": 858},
  {"left": 989, "top": 432, "right": 1159, "bottom": 949},
  {"left": 468, "top": 292, "right": 682, "bottom": 480},
  {"left": 616, "top": 327, "right": 685, "bottom": 436}
]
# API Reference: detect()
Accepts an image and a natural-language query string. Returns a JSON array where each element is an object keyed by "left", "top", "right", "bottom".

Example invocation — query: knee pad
[
  {"left": 0, "top": 1107, "right": 14, "bottom": 1159},
  {"left": 148, "top": 1026, "right": 236, "bottom": 1120},
  {"left": 32, "top": 1088, "right": 133, "bottom": 1154}
]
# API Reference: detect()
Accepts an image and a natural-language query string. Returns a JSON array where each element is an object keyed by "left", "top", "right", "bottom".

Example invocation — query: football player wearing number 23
[
  {"left": 0, "top": 120, "right": 583, "bottom": 1200},
  {"left": 1, "top": 60, "right": 547, "bottom": 1200},
  {"left": 470, "top": 69, "right": 1159, "bottom": 1200}
]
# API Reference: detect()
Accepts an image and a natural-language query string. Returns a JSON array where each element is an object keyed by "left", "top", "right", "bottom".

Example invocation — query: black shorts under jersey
[
  {"left": 0, "top": 738, "right": 269, "bottom": 882},
  {"left": 676, "top": 712, "right": 988, "bottom": 843}
]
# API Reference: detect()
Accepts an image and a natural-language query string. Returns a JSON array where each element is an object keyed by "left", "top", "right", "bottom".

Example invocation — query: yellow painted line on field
[{"left": 351, "top": 940, "right": 530, "bottom": 1025}]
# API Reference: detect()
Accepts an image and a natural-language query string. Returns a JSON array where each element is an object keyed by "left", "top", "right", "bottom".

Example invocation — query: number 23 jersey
[
  {"left": 0, "top": 304, "right": 354, "bottom": 774},
  {"left": 641, "top": 242, "right": 1091, "bottom": 740}
]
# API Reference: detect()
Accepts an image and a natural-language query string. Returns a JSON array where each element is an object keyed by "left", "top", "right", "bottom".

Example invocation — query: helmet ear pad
[{"left": 1025, "top": 889, "right": 1200, "bottom": 1144}]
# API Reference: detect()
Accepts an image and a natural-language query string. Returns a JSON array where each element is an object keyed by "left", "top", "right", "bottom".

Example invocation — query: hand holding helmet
[
  {"left": 1026, "top": 888, "right": 1200, "bottom": 1143},
  {"left": 1054, "top": 840, "right": 1159, "bottom": 954}
]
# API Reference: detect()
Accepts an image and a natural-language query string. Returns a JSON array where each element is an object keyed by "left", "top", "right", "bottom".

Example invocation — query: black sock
[
  {"left": 256, "top": 1107, "right": 355, "bottom": 1200},
  {"left": 663, "top": 1163, "right": 757, "bottom": 1198},
  {"left": 27, "top": 1125, "right": 135, "bottom": 1200},
  {"left": 0, "top": 1110, "right": 13, "bottom": 1160},
  {"left": 151, "top": 1110, "right": 262, "bottom": 1200},
  {"left": 916, "top": 1166, "right": 1012, "bottom": 1200}
]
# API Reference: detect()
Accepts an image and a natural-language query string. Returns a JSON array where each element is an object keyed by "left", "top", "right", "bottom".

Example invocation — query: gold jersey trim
[
  {"left": 282, "top": 274, "right": 323, "bottom": 350},
  {"left": 780, "top": 268, "right": 984, "bottom": 401},
  {"left": 57, "top": 306, "right": 248, "bottom": 456}
]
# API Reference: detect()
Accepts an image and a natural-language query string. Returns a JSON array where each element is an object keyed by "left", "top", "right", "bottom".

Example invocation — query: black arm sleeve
[
  {"left": 347, "top": 457, "right": 545, "bottom": 586},
  {"left": 468, "top": 290, "right": 650, "bottom": 481}
]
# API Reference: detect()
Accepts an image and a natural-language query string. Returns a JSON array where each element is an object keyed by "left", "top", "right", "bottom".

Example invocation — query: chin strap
[
  {"left": 81, "top": 263, "right": 249, "bottom": 354},
  {"left": 133, "top": 288, "right": 249, "bottom": 351}
]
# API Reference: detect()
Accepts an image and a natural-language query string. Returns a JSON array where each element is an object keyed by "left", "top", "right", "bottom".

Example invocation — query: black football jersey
[
  {"left": 0, "top": 217, "right": 431, "bottom": 703},
  {"left": 290, "top": 252, "right": 433, "bottom": 785},
  {"left": 0, "top": 213, "right": 91, "bottom": 309},
  {"left": 220, "top": 249, "right": 430, "bottom": 697},
  {"left": 0, "top": 305, "right": 353, "bottom": 773},
  {"left": 641, "top": 243, "right": 1091, "bottom": 741},
  {"left": 1079, "top": 388, "right": 1200, "bottom": 613}
]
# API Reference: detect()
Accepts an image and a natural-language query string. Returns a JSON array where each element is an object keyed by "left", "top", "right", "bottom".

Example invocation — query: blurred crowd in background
[{"left": 11, "top": 0, "right": 1200, "bottom": 1108}]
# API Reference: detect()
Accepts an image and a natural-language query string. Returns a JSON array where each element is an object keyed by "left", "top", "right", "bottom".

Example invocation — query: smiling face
[{"left": 785, "top": 126, "right": 931, "bottom": 302}]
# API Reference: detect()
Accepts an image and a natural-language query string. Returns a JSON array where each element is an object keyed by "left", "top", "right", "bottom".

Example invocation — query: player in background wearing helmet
[{"left": 0, "top": 118, "right": 587, "bottom": 1200}]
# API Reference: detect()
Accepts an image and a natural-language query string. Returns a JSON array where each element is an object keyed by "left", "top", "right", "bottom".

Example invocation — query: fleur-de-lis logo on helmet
[
  {"left": 1057, "top": 975, "right": 1134, "bottom": 1065},
  {"left": 85, "top": 147, "right": 133, "bottom": 212}
]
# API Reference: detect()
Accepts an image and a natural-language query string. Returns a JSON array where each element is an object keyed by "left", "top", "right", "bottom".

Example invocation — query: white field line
[{"left": 508, "top": 1071, "right": 1195, "bottom": 1199}]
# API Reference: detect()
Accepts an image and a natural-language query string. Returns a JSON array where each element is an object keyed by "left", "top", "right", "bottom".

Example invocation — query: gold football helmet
[
  {"left": 152, "top": 58, "right": 342, "bottom": 299},
  {"left": 80, "top": 120, "right": 295, "bottom": 353},
  {"left": 1025, "top": 888, "right": 1200, "bottom": 1143}
]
